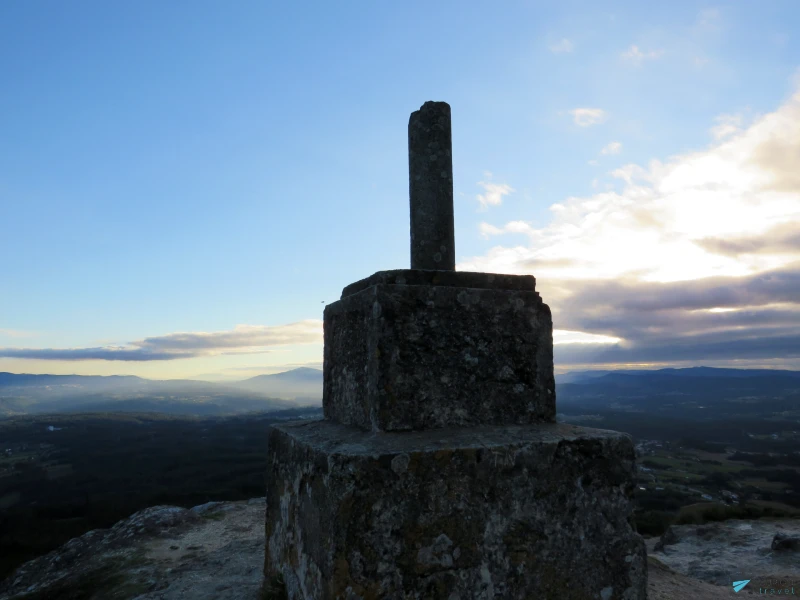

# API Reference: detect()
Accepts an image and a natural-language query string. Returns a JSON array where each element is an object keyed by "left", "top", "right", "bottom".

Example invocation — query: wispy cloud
[
  {"left": 0, "top": 348, "right": 185, "bottom": 361},
  {"left": 549, "top": 38, "right": 574, "bottom": 54},
  {"left": 0, "top": 321, "right": 324, "bottom": 361},
  {"left": 569, "top": 108, "right": 607, "bottom": 127},
  {"left": 609, "top": 163, "right": 649, "bottom": 185},
  {"left": 600, "top": 141, "right": 623, "bottom": 155},
  {"left": 0, "top": 329, "right": 37, "bottom": 339},
  {"left": 476, "top": 178, "right": 515, "bottom": 211},
  {"left": 621, "top": 45, "right": 664, "bottom": 65},
  {"left": 710, "top": 113, "right": 743, "bottom": 140},
  {"left": 462, "top": 80, "right": 800, "bottom": 368}
]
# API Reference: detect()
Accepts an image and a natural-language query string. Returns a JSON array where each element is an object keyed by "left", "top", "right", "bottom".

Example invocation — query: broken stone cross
[
  {"left": 409, "top": 101, "right": 455, "bottom": 271},
  {"left": 264, "top": 101, "right": 648, "bottom": 599}
]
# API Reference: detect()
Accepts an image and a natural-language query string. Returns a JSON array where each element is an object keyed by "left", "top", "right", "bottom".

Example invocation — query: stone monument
[{"left": 264, "top": 101, "right": 647, "bottom": 599}]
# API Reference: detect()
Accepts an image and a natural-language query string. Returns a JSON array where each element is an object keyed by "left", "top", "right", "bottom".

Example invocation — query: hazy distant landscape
[
  {"left": 1, "top": 366, "right": 799, "bottom": 580},
  {"left": 0, "top": 406, "right": 322, "bottom": 581},
  {"left": 0, "top": 367, "right": 324, "bottom": 417},
  {"left": 556, "top": 366, "right": 800, "bottom": 536}
]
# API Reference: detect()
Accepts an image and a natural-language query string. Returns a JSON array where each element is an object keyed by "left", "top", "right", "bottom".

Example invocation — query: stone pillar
[{"left": 408, "top": 101, "right": 455, "bottom": 271}]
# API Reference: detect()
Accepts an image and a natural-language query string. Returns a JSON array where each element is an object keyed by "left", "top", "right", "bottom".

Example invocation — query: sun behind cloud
[{"left": 461, "top": 79, "right": 800, "bottom": 369}]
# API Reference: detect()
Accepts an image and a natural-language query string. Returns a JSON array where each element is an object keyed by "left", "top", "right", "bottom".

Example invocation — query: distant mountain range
[
  {"left": 0, "top": 367, "right": 324, "bottom": 417},
  {"left": 231, "top": 367, "right": 322, "bottom": 405},
  {"left": 556, "top": 366, "right": 800, "bottom": 420},
  {"left": 2, "top": 365, "right": 798, "bottom": 418},
  {"left": 556, "top": 366, "right": 800, "bottom": 384}
]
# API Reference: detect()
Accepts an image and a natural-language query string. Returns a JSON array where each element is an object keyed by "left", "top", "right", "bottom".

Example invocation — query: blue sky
[{"left": 1, "top": 0, "right": 798, "bottom": 379}]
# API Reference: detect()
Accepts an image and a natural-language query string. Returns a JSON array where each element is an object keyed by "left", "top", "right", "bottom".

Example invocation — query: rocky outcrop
[
  {"left": 647, "top": 518, "right": 800, "bottom": 586},
  {"left": 3, "top": 501, "right": 799, "bottom": 600},
  {"left": 654, "top": 526, "right": 679, "bottom": 552},
  {"left": 0, "top": 498, "right": 266, "bottom": 600},
  {"left": 772, "top": 531, "right": 800, "bottom": 552}
]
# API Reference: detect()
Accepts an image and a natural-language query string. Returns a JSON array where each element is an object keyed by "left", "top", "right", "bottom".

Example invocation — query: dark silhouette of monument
[{"left": 264, "top": 101, "right": 647, "bottom": 599}]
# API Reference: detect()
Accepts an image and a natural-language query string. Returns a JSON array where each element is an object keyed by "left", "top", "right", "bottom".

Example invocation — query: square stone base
[
  {"left": 323, "top": 270, "right": 555, "bottom": 432},
  {"left": 264, "top": 420, "right": 647, "bottom": 599}
]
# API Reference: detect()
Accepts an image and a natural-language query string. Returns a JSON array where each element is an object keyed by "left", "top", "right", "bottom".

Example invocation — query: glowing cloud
[
  {"left": 0, "top": 320, "right": 324, "bottom": 361},
  {"left": 459, "top": 81, "right": 800, "bottom": 368}
]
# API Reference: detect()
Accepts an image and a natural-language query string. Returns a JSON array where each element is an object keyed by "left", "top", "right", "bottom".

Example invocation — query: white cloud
[
  {"left": 476, "top": 180, "right": 515, "bottom": 210},
  {"left": 458, "top": 81, "right": 800, "bottom": 368},
  {"left": 609, "top": 163, "right": 650, "bottom": 185},
  {"left": 621, "top": 45, "right": 664, "bottom": 65},
  {"left": 588, "top": 159, "right": 599, "bottom": 166},
  {"left": 569, "top": 108, "right": 607, "bottom": 127},
  {"left": 503, "top": 220, "right": 534, "bottom": 234},
  {"left": 478, "top": 223, "right": 505, "bottom": 239},
  {"left": 549, "top": 38, "right": 574, "bottom": 54},
  {"left": 600, "top": 141, "right": 623, "bottom": 155}
]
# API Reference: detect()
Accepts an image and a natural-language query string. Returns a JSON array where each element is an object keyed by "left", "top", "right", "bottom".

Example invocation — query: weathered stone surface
[
  {"left": 323, "top": 278, "right": 555, "bottom": 432},
  {"left": 408, "top": 101, "right": 455, "bottom": 271},
  {"left": 266, "top": 100, "right": 647, "bottom": 599},
  {"left": 646, "top": 520, "right": 800, "bottom": 586},
  {"left": 0, "top": 500, "right": 266, "bottom": 600},
  {"left": 772, "top": 532, "right": 800, "bottom": 552},
  {"left": 654, "top": 525, "right": 679, "bottom": 552},
  {"left": 341, "top": 269, "right": 537, "bottom": 299},
  {"left": 264, "top": 419, "right": 647, "bottom": 600}
]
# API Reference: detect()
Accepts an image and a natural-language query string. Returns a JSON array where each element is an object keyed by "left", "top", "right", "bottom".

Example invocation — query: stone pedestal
[
  {"left": 265, "top": 421, "right": 647, "bottom": 600},
  {"left": 323, "top": 269, "right": 555, "bottom": 432},
  {"left": 263, "top": 101, "right": 647, "bottom": 599}
]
